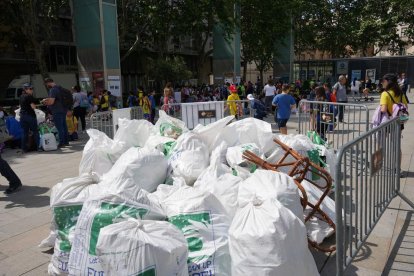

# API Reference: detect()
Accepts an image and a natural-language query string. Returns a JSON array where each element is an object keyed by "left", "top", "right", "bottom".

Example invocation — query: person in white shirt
[
  {"left": 351, "top": 78, "right": 361, "bottom": 99},
  {"left": 263, "top": 79, "right": 277, "bottom": 111}
]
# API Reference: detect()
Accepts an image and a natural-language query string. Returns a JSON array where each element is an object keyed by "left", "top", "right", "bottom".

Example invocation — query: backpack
[
  {"left": 371, "top": 105, "right": 390, "bottom": 128},
  {"left": 386, "top": 91, "right": 409, "bottom": 124},
  {"left": 58, "top": 86, "right": 74, "bottom": 109},
  {"left": 253, "top": 99, "right": 267, "bottom": 117}
]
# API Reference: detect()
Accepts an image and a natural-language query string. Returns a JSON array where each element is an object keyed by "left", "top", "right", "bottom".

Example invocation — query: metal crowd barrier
[
  {"left": 89, "top": 106, "right": 144, "bottom": 138},
  {"left": 89, "top": 110, "right": 114, "bottom": 138},
  {"left": 161, "top": 100, "right": 254, "bottom": 129},
  {"left": 298, "top": 100, "right": 370, "bottom": 150},
  {"left": 130, "top": 106, "right": 144, "bottom": 120},
  {"left": 335, "top": 118, "right": 414, "bottom": 275}
]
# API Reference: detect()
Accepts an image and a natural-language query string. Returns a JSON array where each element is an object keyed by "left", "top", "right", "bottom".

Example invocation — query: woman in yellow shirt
[
  {"left": 380, "top": 73, "right": 408, "bottom": 177},
  {"left": 380, "top": 73, "right": 408, "bottom": 116}
]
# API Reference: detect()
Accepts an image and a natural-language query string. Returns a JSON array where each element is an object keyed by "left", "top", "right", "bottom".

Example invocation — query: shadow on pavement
[
  {"left": 382, "top": 211, "right": 414, "bottom": 276},
  {"left": 0, "top": 185, "right": 50, "bottom": 208}
]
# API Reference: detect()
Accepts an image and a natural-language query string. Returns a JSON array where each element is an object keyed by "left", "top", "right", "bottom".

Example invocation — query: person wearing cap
[
  {"left": 332, "top": 75, "right": 348, "bottom": 122},
  {"left": 19, "top": 83, "right": 40, "bottom": 152},
  {"left": 226, "top": 85, "right": 242, "bottom": 119},
  {"left": 247, "top": 94, "right": 266, "bottom": 120},
  {"left": 42, "top": 78, "right": 69, "bottom": 147}
]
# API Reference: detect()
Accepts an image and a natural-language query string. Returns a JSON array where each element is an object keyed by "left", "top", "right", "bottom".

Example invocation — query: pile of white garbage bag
[{"left": 41, "top": 110, "right": 337, "bottom": 276}]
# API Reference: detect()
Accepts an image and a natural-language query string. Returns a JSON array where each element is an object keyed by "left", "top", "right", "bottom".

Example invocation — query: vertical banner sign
[
  {"left": 108, "top": 76, "right": 121, "bottom": 97},
  {"left": 351, "top": 70, "right": 362, "bottom": 81},
  {"left": 366, "top": 69, "right": 376, "bottom": 83},
  {"left": 336, "top": 61, "right": 349, "bottom": 75}
]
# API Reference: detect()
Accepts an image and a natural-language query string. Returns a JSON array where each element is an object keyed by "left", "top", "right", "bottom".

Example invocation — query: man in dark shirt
[
  {"left": 19, "top": 83, "right": 40, "bottom": 152},
  {"left": 42, "top": 78, "right": 69, "bottom": 147}
]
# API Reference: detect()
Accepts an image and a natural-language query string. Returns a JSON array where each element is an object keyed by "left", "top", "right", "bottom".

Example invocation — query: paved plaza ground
[{"left": 1, "top": 93, "right": 414, "bottom": 275}]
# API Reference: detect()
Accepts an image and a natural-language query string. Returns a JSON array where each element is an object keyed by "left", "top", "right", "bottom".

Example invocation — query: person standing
[
  {"left": 72, "top": 85, "right": 88, "bottom": 133},
  {"left": 380, "top": 73, "right": 408, "bottom": 177},
  {"left": 42, "top": 78, "right": 69, "bottom": 147},
  {"left": 263, "top": 79, "right": 277, "bottom": 111},
  {"left": 399, "top": 73, "right": 409, "bottom": 103},
  {"left": 247, "top": 94, "right": 266, "bottom": 120},
  {"left": 226, "top": 86, "right": 242, "bottom": 119},
  {"left": 100, "top": 90, "right": 110, "bottom": 111},
  {"left": 19, "top": 83, "right": 40, "bottom": 152},
  {"left": 272, "top": 84, "right": 296, "bottom": 135},
  {"left": 351, "top": 78, "right": 361, "bottom": 99},
  {"left": 332, "top": 75, "right": 348, "bottom": 122},
  {"left": 314, "top": 86, "right": 329, "bottom": 141},
  {"left": 148, "top": 90, "right": 156, "bottom": 124},
  {"left": 127, "top": 91, "right": 137, "bottom": 107}
]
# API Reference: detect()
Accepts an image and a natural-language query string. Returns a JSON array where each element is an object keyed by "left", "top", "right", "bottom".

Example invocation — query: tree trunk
[
  {"left": 260, "top": 69, "right": 264, "bottom": 87},
  {"left": 242, "top": 59, "right": 247, "bottom": 81}
]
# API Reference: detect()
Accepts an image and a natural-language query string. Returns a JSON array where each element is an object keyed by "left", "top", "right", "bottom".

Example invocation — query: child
[
  {"left": 66, "top": 110, "right": 78, "bottom": 141},
  {"left": 226, "top": 85, "right": 242, "bottom": 119},
  {"left": 142, "top": 93, "right": 152, "bottom": 121}
]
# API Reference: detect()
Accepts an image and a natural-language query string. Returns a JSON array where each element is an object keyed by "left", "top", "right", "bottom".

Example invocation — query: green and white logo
[
  {"left": 89, "top": 202, "right": 148, "bottom": 255},
  {"left": 54, "top": 205, "right": 83, "bottom": 252},
  {"left": 169, "top": 212, "right": 215, "bottom": 275}
]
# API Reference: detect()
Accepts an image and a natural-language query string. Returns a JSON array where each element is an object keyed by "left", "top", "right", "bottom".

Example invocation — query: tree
[
  {"left": 117, "top": 0, "right": 179, "bottom": 61},
  {"left": 148, "top": 56, "right": 192, "bottom": 84},
  {"left": 174, "top": 0, "right": 236, "bottom": 81},
  {"left": 294, "top": 0, "right": 414, "bottom": 58},
  {"left": 117, "top": 0, "right": 236, "bottom": 81},
  {"left": 5, "top": 0, "right": 69, "bottom": 76},
  {"left": 240, "top": 0, "right": 293, "bottom": 83}
]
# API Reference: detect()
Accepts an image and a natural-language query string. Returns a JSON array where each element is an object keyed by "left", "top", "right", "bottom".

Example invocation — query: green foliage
[
  {"left": 118, "top": 0, "right": 236, "bottom": 81},
  {"left": 149, "top": 56, "right": 192, "bottom": 83},
  {"left": 240, "top": 0, "right": 294, "bottom": 80},
  {"left": 4, "top": 0, "right": 69, "bottom": 75},
  {"left": 295, "top": 0, "right": 414, "bottom": 57}
]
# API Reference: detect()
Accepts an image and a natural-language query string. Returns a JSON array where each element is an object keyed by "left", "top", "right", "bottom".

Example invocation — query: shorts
[{"left": 277, "top": 119, "right": 288, "bottom": 128}]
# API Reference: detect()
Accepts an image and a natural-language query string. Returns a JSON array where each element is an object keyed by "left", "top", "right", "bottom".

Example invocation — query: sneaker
[{"left": 5, "top": 185, "right": 22, "bottom": 195}]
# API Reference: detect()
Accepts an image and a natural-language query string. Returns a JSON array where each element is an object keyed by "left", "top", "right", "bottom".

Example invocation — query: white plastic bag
[
  {"left": 96, "top": 219, "right": 189, "bottom": 276},
  {"left": 68, "top": 192, "right": 166, "bottom": 275},
  {"left": 164, "top": 185, "right": 231, "bottom": 276},
  {"left": 266, "top": 134, "right": 316, "bottom": 178},
  {"left": 194, "top": 142, "right": 242, "bottom": 218},
  {"left": 302, "top": 180, "right": 336, "bottom": 244},
  {"left": 168, "top": 133, "right": 209, "bottom": 186},
  {"left": 40, "top": 133, "right": 58, "bottom": 151},
  {"left": 47, "top": 173, "right": 101, "bottom": 276},
  {"left": 101, "top": 147, "right": 168, "bottom": 194},
  {"left": 79, "top": 129, "right": 127, "bottom": 177},
  {"left": 213, "top": 118, "right": 272, "bottom": 150},
  {"left": 192, "top": 116, "right": 234, "bottom": 151},
  {"left": 149, "top": 177, "right": 187, "bottom": 205},
  {"left": 238, "top": 170, "right": 303, "bottom": 219},
  {"left": 229, "top": 197, "right": 319, "bottom": 275},
  {"left": 226, "top": 143, "right": 263, "bottom": 178},
  {"left": 153, "top": 110, "right": 188, "bottom": 139},
  {"left": 144, "top": 135, "right": 176, "bottom": 153},
  {"left": 114, "top": 118, "right": 154, "bottom": 148},
  {"left": 15, "top": 108, "right": 46, "bottom": 124}
]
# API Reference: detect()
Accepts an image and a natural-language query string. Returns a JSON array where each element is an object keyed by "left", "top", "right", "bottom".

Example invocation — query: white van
[{"left": 3, "top": 73, "right": 77, "bottom": 104}]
